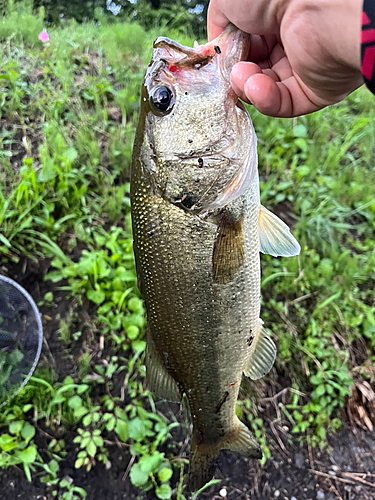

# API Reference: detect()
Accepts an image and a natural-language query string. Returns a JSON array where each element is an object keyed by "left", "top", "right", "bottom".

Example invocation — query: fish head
[{"left": 138, "top": 24, "right": 257, "bottom": 214}]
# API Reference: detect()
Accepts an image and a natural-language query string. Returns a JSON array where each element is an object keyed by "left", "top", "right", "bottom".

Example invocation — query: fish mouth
[{"left": 151, "top": 24, "right": 250, "bottom": 85}]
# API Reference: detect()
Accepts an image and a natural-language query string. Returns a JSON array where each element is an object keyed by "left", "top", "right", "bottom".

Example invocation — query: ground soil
[{"left": 0, "top": 257, "right": 374, "bottom": 500}]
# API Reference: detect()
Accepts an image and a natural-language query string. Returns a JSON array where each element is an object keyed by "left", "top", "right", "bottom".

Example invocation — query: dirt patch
[
  {"left": 200, "top": 427, "right": 375, "bottom": 500},
  {"left": 0, "top": 428, "right": 139, "bottom": 500}
]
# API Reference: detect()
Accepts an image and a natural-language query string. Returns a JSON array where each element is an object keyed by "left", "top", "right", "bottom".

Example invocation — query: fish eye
[{"left": 149, "top": 86, "right": 174, "bottom": 116}]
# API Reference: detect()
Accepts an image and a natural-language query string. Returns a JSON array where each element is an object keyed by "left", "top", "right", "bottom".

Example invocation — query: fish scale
[{"left": 131, "top": 24, "right": 300, "bottom": 490}]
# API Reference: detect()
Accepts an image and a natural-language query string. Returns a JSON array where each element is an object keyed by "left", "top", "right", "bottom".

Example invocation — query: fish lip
[
  {"left": 153, "top": 36, "right": 197, "bottom": 57},
  {"left": 210, "top": 24, "right": 250, "bottom": 84},
  {"left": 207, "top": 23, "right": 248, "bottom": 55}
]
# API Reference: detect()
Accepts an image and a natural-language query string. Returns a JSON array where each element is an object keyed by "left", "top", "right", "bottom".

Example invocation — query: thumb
[{"left": 207, "top": 0, "right": 230, "bottom": 41}]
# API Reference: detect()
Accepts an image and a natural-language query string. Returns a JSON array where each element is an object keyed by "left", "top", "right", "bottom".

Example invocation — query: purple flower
[{"left": 38, "top": 30, "right": 49, "bottom": 43}]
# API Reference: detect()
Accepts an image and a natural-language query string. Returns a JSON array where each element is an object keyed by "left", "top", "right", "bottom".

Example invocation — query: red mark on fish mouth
[
  {"left": 201, "top": 46, "right": 213, "bottom": 57},
  {"left": 169, "top": 64, "right": 178, "bottom": 73}
]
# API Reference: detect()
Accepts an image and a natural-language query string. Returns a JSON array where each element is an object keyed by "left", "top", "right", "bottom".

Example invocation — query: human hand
[{"left": 208, "top": 0, "right": 364, "bottom": 117}]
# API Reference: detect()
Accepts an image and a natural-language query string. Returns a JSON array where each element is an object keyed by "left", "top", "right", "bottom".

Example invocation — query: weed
[
  {"left": 0, "top": 418, "right": 39, "bottom": 481},
  {"left": 41, "top": 459, "right": 87, "bottom": 499}
]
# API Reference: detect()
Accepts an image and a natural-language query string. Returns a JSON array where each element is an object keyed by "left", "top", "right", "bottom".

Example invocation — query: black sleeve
[{"left": 361, "top": 0, "right": 375, "bottom": 93}]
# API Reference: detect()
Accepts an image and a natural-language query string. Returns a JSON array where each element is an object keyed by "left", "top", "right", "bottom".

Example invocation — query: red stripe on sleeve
[
  {"left": 361, "top": 28, "right": 375, "bottom": 43},
  {"left": 362, "top": 46, "right": 375, "bottom": 80},
  {"left": 362, "top": 12, "right": 371, "bottom": 25}
]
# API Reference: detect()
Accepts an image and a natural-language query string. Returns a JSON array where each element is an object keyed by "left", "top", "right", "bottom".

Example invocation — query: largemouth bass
[{"left": 130, "top": 24, "right": 300, "bottom": 490}]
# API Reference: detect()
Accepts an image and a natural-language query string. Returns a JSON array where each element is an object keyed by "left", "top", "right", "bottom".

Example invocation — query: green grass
[{"left": 0, "top": 3, "right": 374, "bottom": 499}]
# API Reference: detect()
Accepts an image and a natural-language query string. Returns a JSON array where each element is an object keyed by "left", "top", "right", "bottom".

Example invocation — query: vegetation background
[{"left": 0, "top": 1, "right": 374, "bottom": 499}]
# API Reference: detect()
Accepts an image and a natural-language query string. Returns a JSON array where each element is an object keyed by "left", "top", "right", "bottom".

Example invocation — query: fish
[{"left": 130, "top": 24, "right": 300, "bottom": 491}]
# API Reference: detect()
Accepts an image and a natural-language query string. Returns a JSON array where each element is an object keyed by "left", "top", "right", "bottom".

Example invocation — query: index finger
[{"left": 207, "top": 0, "right": 230, "bottom": 41}]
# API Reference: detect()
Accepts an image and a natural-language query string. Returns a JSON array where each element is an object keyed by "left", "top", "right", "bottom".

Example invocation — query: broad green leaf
[
  {"left": 93, "top": 435, "right": 103, "bottom": 447},
  {"left": 75, "top": 458, "right": 85, "bottom": 469},
  {"left": 21, "top": 422, "right": 36, "bottom": 443},
  {"left": 0, "top": 434, "right": 16, "bottom": 452},
  {"left": 129, "top": 462, "right": 149, "bottom": 487},
  {"left": 68, "top": 396, "right": 83, "bottom": 409},
  {"left": 87, "top": 286, "right": 106, "bottom": 305},
  {"left": 139, "top": 452, "right": 164, "bottom": 475},
  {"left": 49, "top": 460, "right": 59, "bottom": 473},
  {"left": 314, "top": 385, "right": 326, "bottom": 397},
  {"left": 131, "top": 340, "right": 146, "bottom": 354},
  {"left": 9, "top": 421, "right": 23, "bottom": 436},
  {"left": 18, "top": 446, "right": 37, "bottom": 464},
  {"left": 86, "top": 441, "right": 97, "bottom": 458},
  {"left": 74, "top": 406, "right": 89, "bottom": 419},
  {"left": 115, "top": 419, "right": 128, "bottom": 442},
  {"left": 127, "top": 418, "right": 146, "bottom": 441},
  {"left": 156, "top": 484, "right": 172, "bottom": 499},
  {"left": 293, "top": 124, "right": 307, "bottom": 137},
  {"left": 127, "top": 297, "right": 143, "bottom": 313},
  {"left": 38, "top": 161, "right": 57, "bottom": 182},
  {"left": 158, "top": 467, "right": 173, "bottom": 483},
  {"left": 63, "top": 147, "right": 78, "bottom": 164}
]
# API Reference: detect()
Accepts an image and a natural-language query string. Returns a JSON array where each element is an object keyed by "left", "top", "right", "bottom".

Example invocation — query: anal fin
[
  {"left": 212, "top": 209, "right": 244, "bottom": 284},
  {"left": 145, "top": 329, "right": 180, "bottom": 403},
  {"left": 258, "top": 205, "right": 300, "bottom": 257},
  {"left": 244, "top": 320, "right": 277, "bottom": 380}
]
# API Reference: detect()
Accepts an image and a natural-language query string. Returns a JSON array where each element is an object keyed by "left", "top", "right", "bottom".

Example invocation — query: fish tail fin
[
  {"left": 188, "top": 418, "right": 261, "bottom": 492},
  {"left": 188, "top": 440, "right": 221, "bottom": 492}
]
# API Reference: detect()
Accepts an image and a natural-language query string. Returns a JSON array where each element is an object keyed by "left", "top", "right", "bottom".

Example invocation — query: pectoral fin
[
  {"left": 145, "top": 330, "right": 180, "bottom": 403},
  {"left": 258, "top": 205, "right": 300, "bottom": 257},
  {"left": 244, "top": 320, "right": 277, "bottom": 380},
  {"left": 212, "top": 211, "right": 244, "bottom": 284}
]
